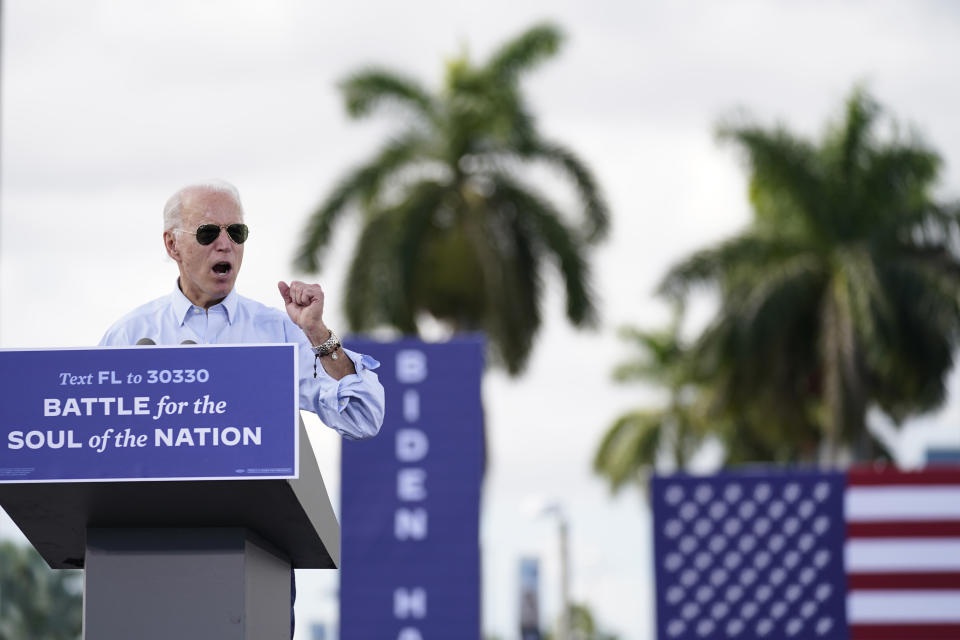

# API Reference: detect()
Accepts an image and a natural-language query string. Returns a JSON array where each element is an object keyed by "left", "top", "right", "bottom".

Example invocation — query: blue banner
[
  {"left": 340, "top": 337, "right": 484, "bottom": 640},
  {"left": 0, "top": 345, "right": 298, "bottom": 482}
]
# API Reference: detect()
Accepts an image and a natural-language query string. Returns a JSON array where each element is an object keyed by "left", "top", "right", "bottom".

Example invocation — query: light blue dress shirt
[{"left": 99, "top": 285, "right": 384, "bottom": 440}]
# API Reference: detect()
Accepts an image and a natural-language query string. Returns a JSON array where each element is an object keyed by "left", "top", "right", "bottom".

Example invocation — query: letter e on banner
[{"left": 397, "top": 468, "right": 427, "bottom": 501}]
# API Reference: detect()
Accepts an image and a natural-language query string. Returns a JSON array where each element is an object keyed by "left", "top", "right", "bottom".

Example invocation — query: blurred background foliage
[
  {"left": 0, "top": 541, "right": 82, "bottom": 640},
  {"left": 595, "top": 88, "right": 960, "bottom": 494}
]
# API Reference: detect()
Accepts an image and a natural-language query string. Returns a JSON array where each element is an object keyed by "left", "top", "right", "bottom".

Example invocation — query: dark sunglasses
[{"left": 176, "top": 223, "right": 249, "bottom": 245}]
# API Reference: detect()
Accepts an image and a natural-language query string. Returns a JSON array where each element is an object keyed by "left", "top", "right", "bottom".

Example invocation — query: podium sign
[{"left": 0, "top": 344, "right": 298, "bottom": 483}]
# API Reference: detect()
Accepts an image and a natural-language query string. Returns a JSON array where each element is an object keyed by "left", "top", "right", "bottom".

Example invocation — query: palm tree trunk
[
  {"left": 820, "top": 274, "right": 867, "bottom": 467},
  {"left": 820, "top": 287, "right": 843, "bottom": 467}
]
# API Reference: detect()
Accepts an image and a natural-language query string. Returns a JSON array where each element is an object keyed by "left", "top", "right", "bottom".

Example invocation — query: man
[{"left": 100, "top": 180, "right": 385, "bottom": 637}]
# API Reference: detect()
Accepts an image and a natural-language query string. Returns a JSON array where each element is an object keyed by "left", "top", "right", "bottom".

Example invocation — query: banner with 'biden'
[
  {"left": 0, "top": 344, "right": 298, "bottom": 482},
  {"left": 341, "top": 337, "right": 485, "bottom": 640}
]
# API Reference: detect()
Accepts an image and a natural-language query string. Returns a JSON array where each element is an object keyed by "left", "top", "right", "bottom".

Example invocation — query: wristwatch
[{"left": 311, "top": 329, "right": 341, "bottom": 360}]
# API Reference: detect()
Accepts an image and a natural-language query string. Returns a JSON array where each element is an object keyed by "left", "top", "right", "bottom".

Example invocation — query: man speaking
[{"left": 99, "top": 179, "right": 385, "bottom": 636}]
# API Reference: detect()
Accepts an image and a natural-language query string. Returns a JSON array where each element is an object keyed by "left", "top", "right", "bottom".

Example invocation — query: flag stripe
[
  {"left": 851, "top": 623, "right": 960, "bottom": 639},
  {"left": 847, "top": 590, "right": 960, "bottom": 622},
  {"left": 848, "top": 572, "right": 960, "bottom": 590},
  {"left": 847, "top": 520, "right": 960, "bottom": 538},
  {"left": 846, "top": 486, "right": 960, "bottom": 521},
  {"left": 846, "top": 539, "right": 960, "bottom": 572},
  {"left": 848, "top": 468, "right": 960, "bottom": 486}
]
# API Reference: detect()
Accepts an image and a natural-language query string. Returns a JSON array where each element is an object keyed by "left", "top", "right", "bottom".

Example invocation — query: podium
[
  {"left": 0, "top": 418, "right": 338, "bottom": 639},
  {"left": 0, "top": 345, "right": 340, "bottom": 639}
]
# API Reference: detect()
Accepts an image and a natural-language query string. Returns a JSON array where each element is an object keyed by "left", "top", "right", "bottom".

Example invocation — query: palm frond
[
  {"left": 658, "top": 233, "right": 811, "bottom": 299},
  {"left": 860, "top": 144, "right": 941, "bottom": 228},
  {"left": 871, "top": 250, "right": 960, "bottom": 414},
  {"left": 593, "top": 410, "right": 666, "bottom": 493},
  {"left": 611, "top": 325, "right": 683, "bottom": 384},
  {"left": 343, "top": 180, "right": 450, "bottom": 333},
  {"left": 477, "top": 205, "right": 543, "bottom": 373},
  {"left": 833, "top": 87, "right": 880, "bottom": 182},
  {"left": 294, "top": 134, "right": 425, "bottom": 272},
  {"left": 733, "top": 252, "right": 824, "bottom": 344},
  {"left": 394, "top": 182, "right": 451, "bottom": 299},
  {"left": 340, "top": 69, "right": 435, "bottom": 120},
  {"left": 517, "top": 138, "right": 610, "bottom": 241},
  {"left": 493, "top": 174, "right": 596, "bottom": 325},
  {"left": 718, "top": 121, "right": 826, "bottom": 234},
  {"left": 343, "top": 212, "right": 411, "bottom": 333},
  {"left": 486, "top": 22, "right": 563, "bottom": 84}
]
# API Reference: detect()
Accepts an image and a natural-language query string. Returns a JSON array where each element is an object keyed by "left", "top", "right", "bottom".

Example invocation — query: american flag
[{"left": 651, "top": 468, "right": 960, "bottom": 639}]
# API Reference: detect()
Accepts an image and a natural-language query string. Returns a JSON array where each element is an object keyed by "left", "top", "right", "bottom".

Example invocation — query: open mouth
[{"left": 212, "top": 262, "right": 232, "bottom": 275}]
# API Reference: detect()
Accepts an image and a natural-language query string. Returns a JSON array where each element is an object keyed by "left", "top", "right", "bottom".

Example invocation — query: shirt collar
[
  {"left": 220, "top": 288, "right": 239, "bottom": 324},
  {"left": 170, "top": 282, "right": 239, "bottom": 326}
]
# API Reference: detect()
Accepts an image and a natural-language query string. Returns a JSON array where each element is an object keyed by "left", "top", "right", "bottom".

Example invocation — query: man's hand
[
  {"left": 278, "top": 280, "right": 357, "bottom": 380},
  {"left": 278, "top": 280, "right": 329, "bottom": 345}
]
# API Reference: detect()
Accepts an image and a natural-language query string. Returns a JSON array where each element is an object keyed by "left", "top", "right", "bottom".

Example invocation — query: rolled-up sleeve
[{"left": 299, "top": 343, "right": 385, "bottom": 440}]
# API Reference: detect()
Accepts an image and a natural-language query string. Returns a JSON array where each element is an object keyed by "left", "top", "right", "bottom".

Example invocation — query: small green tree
[
  {"left": 593, "top": 314, "right": 712, "bottom": 491},
  {"left": 295, "top": 23, "right": 608, "bottom": 374},
  {"left": 0, "top": 541, "right": 82, "bottom": 640},
  {"left": 542, "top": 601, "right": 620, "bottom": 640},
  {"left": 593, "top": 312, "right": 821, "bottom": 494}
]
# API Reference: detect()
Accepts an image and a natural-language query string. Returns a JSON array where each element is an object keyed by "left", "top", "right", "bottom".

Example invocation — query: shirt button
[
  {"left": 339, "top": 399, "right": 347, "bottom": 408},
  {"left": 193, "top": 308, "right": 201, "bottom": 314}
]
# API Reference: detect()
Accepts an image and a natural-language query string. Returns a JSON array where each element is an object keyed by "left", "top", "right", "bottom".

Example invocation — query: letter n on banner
[{"left": 340, "top": 337, "right": 484, "bottom": 640}]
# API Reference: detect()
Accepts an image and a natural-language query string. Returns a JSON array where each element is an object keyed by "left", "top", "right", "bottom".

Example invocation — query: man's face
[{"left": 164, "top": 189, "right": 245, "bottom": 308}]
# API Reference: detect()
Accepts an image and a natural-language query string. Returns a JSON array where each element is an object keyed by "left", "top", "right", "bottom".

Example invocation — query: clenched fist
[{"left": 278, "top": 280, "right": 329, "bottom": 345}]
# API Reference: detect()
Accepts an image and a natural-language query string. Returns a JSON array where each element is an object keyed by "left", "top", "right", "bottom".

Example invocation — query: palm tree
[
  {"left": 295, "top": 23, "right": 608, "bottom": 374},
  {"left": 660, "top": 87, "right": 960, "bottom": 465},
  {"left": 594, "top": 314, "right": 827, "bottom": 495},
  {"left": 593, "top": 313, "right": 712, "bottom": 492}
]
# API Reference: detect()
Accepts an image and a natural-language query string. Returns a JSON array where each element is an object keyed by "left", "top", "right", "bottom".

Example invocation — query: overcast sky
[{"left": 3, "top": 2, "right": 960, "bottom": 639}]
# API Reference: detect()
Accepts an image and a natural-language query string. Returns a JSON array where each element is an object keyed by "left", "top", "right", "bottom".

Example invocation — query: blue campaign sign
[
  {"left": 341, "top": 337, "right": 485, "bottom": 640},
  {"left": 0, "top": 345, "right": 299, "bottom": 482}
]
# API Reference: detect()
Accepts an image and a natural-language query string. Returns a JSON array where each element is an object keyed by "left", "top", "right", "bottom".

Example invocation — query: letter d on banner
[{"left": 396, "top": 429, "right": 428, "bottom": 462}]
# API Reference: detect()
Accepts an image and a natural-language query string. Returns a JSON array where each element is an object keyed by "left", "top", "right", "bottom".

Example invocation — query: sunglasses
[{"left": 176, "top": 223, "right": 249, "bottom": 246}]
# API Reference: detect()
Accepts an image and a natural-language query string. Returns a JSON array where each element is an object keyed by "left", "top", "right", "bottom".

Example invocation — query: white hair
[{"left": 163, "top": 180, "right": 244, "bottom": 231}]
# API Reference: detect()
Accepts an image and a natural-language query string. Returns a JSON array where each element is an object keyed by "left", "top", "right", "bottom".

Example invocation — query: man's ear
[{"left": 163, "top": 231, "right": 180, "bottom": 262}]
